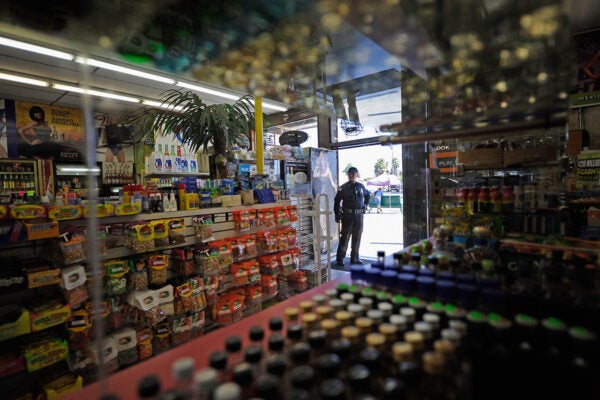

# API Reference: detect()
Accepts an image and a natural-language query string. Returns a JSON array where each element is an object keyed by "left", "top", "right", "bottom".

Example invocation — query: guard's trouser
[{"left": 336, "top": 212, "right": 364, "bottom": 261}]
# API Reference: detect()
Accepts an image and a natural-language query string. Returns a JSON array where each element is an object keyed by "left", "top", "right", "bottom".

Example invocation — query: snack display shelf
[{"left": 64, "top": 276, "right": 348, "bottom": 400}]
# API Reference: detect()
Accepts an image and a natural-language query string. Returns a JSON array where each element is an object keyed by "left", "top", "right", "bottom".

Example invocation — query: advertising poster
[
  {"left": 576, "top": 149, "right": 600, "bottom": 190},
  {"left": 570, "top": 29, "right": 600, "bottom": 107},
  {"left": 14, "top": 101, "right": 84, "bottom": 161}
]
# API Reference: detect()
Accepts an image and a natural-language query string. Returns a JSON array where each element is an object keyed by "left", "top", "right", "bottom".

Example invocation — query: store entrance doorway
[{"left": 336, "top": 144, "right": 404, "bottom": 261}]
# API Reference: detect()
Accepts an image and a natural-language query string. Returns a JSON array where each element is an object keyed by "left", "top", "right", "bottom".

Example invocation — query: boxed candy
[
  {"left": 0, "top": 305, "right": 30, "bottom": 341},
  {"left": 23, "top": 337, "right": 68, "bottom": 372},
  {"left": 29, "top": 302, "right": 71, "bottom": 332}
]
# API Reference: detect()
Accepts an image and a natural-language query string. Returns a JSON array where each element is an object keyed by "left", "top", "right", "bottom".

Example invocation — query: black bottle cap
[
  {"left": 255, "top": 373, "right": 282, "bottom": 400},
  {"left": 316, "top": 353, "right": 341, "bottom": 378},
  {"left": 249, "top": 325, "right": 265, "bottom": 341},
  {"left": 319, "top": 378, "right": 346, "bottom": 400},
  {"left": 225, "top": 335, "right": 242, "bottom": 352},
  {"left": 348, "top": 364, "right": 370, "bottom": 388},
  {"left": 308, "top": 330, "right": 327, "bottom": 350},
  {"left": 232, "top": 363, "right": 253, "bottom": 387},
  {"left": 411, "top": 252, "right": 421, "bottom": 261},
  {"left": 269, "top": 317, "right": 283, "bottom": 331},
  {"left": 138, "top": 374, "right": 161, "bottom": 398},
  {"left": 330, "top": 338, "right": 351, "bottom": 361},
  {"left": 98, "top": 394, "right": 121, "bottom": 400},
  {"left": 290, "top": 342, "right": 311, "bottom": 364},
  {"left": 244, "top": 345, "right": 263, "bottom": 364},
  {"left": 290, "top": 365, "right": 315, "bottom": 388},
  {"left": 209, "top": 350, "right": 228, "bottom": 370},
  {"left": 265, "top": 354, "right": 287, "bottom": 377},
  {"left": 358, "top": 347, "right": 381, "bottom": 371},
  {"left": 381, "top": 377, "right": 406, "bottom": 399},
  {"left": 287, "top": 389, "right": 311, "bottom": 400},
  {"left": 287, "top": 323, "right": 304, "bottom": 340},
  {"left": 268, "top": 333, "right": 285, "bottom": 352},
  {"left": 155, "top": 389, "right": 185, "bottom": 400}
]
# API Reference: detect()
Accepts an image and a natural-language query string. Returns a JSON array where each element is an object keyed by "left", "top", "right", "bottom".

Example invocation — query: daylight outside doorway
[{"left": 336, "top": 144, "right": 404, "bottom": 262}]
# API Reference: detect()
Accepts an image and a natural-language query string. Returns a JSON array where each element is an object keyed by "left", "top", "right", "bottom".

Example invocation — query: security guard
[{"left": 334, "top": 166, "right": 370, "bottom": 267}]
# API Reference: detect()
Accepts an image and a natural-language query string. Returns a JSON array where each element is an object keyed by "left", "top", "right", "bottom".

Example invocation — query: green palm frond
[{"left": 135, "top": 89, "right": 257, "bottom": 155}]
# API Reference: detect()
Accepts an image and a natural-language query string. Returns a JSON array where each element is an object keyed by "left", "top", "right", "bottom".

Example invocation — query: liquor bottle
[
  {"left": 254, "top": 373, "right": 282, "bottom": 400},
  {"left": 225, "top": 336, "right": 243, "bottom": 374},
  {"left": 171, "top": 357, "right": 195, "bottom": 399},
  {"left": 194, "top": 368, "right": 219, "bottom": 400},
  {"left": 137, "top": 374, "right": 161, "bottom": 400},
  {"left": 209, "top": 350, "right": 228, "bottom": 383},
  {"left": 213, "top": 382, "right": 242, "bottom": 400}
]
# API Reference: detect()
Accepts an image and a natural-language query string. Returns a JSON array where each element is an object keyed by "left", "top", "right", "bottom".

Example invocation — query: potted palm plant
[{"left": 137, "top": 89, "right": 257, "bottom": 178}]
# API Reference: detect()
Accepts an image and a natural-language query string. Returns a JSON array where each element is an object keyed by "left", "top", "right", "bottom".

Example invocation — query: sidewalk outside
[{"left": 331, "top": 207, "right": 404, "bottom": 270}]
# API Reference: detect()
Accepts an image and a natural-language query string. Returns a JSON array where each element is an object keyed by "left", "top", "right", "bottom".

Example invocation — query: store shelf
[{"left": 144, "top": 172, "right": 209, "bottom": 178}]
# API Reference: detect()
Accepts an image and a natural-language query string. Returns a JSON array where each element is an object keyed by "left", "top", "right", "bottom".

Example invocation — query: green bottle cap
[
  {"left": 376, "top": 291, "right": 390, "bottom": 300},
  {"left": 428, "top": 302, "right": 444, "bottom": 312},
  {"left": 515, "top": 313, "right": 538, "bottom": 327},
  {"left": 543, "top": 317, "right": 566, "bottom": 331},
  {"left": 569, "top": 326, "right": 596, "bottom": 341},
  {"left": 362, "top": 287, "right": 374, "bottom": 296},
  {"left": 408, "top": 297, "right": 421, "bottom": 306},
  {"left": 467, "top": 311, "right": 486, "bottom": 322},
  {"left": 392, "top": 295, "right": 406, "bottom": 304},
  {"left": 336, "top": 283, "right": 348, "bottom": 291}
]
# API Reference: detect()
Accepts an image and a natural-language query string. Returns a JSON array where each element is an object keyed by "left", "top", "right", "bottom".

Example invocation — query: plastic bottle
[
  {"left": 162, "top": 192, "right": 171, "bottom": 212},
  {"left": 154, "top": 144, "right": 164, "bottom": 173},
  {"left": 164, "top": 145, "right": 173, "bottom": 173},
  {"left": 176, "top": 145, "right": 183, "bottom": 173},
  {"left": 169, "top": 191, "right": 178, "bottom": 212},
  {"left": 178, "top": 184, "right": 187, "bottom": 211}
]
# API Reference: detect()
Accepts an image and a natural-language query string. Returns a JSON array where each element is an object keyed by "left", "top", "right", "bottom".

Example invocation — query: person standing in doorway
[
  {"left": 374, "top": 187, "right": 383, "bottom": 213},
  {"left": 334, "top": 167, "right": 370, "bottom": 267}
]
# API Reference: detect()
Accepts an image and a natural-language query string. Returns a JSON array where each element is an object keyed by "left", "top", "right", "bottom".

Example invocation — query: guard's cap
[{"left": 347, "top": 167, "right": 358, "bottom": 174}]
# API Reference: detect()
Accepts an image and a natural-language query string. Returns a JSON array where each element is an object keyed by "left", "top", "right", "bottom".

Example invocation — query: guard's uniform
[{"left": 334, "top": 180, "right": 370, "bottom": 264}]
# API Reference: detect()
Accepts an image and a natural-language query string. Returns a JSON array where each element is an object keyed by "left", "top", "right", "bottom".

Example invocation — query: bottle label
[{"left": 165, "top": 159, "right": 173, "bottom": 172}]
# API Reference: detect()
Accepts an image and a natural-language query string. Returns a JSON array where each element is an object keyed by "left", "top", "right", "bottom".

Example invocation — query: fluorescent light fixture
[
  {"left": 178, "top": 81, "right": 288, "bottom": 112},
  {"left": 0, "top": 35, "right": 289, "bottom": 112},
  {"left": 75, "top": 56, "right": 176, "bottom": 84},
  {"left": 0, "top": 37, "right": 74, "bottom": 60},
  {"left": 57, "top": 166, "right": 100, "bottom": 176},
  {"left": 0, "top": 72, "right": 49, "bottom": 87},
  {"left": 52, "top": 83, "right": 140, "bottom": 103},
  {"left": 261, "top": 101, "right": 288, "bottom": 112},
  {"left": 141, "top": 99, "right": 183, "bottom": 111},
  {"left": 177, "top": 81, "right": 241, "bottom": 101}
]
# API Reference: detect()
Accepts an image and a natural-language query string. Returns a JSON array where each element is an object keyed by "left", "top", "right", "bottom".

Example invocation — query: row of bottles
[
  {"left": 385, "top": 228, "right": 599, "bottom": 332},
  {"left": 148, "top": 144, "right": 199, "bottom": 174},
  {"left": 123, "top": 278, "right": 597, "bottom": 400},
  {"left": 0, "top": 173, "right": 35, "bottom": 191}
]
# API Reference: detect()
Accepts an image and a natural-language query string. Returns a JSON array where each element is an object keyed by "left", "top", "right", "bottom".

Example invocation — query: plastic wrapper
[
  {"left": 171, "top": 315, "right": 192, "bottom": 346},
  {"left": 63, "top": 285, "right": 88, "bottom": 309},
  {"left": 169, "top": 218, "right": 186, "bottom": 245},
  {"left": 147, "top": 254, "right": 169, "bottom": 286},
  {"left": 136, "top": 327, "right": 153, "bottom": 361},
  {"left": 193, "top": 216, "right": 215, "bottom": 242},
  {"left": 151, "top": 321, "right": 171, "bottom": 355},
  {"left": 151, "top": 220, "right": 170, "bottom": 248}
]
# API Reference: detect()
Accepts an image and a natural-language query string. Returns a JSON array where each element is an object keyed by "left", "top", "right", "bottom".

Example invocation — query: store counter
[{"left": 66, "top": 276, "right": 350, "bottom": 400}]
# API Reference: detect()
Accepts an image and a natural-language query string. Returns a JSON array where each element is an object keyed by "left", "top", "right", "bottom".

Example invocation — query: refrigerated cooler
[
  {"left": 0, "top": 158, "right": 43, "bottom": 201},
  {"left": 54, "top": 162, "right": 101, "bottom": 199}
]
